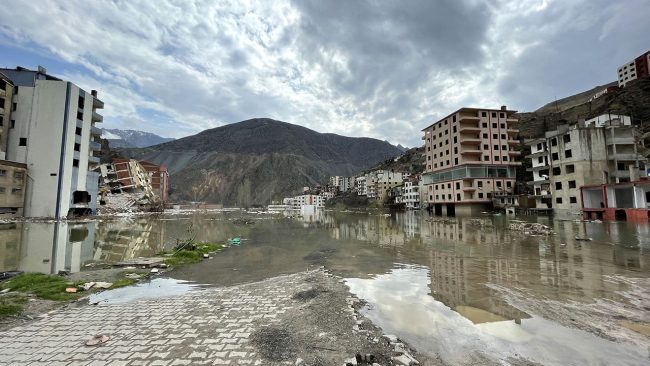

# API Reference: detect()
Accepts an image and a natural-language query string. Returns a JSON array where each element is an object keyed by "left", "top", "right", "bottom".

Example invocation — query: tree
[{"left": 237, "top": 179, "right": 252, "bottom": 209}]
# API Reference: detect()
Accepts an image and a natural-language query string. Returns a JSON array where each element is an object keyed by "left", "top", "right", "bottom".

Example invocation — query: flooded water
[{"left": 1, "top": 210, "right": 650, "bottom": 365}]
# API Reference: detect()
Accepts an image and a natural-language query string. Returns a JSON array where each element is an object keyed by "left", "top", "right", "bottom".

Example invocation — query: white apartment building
[
  {"left": 525, "top": 116, "right": 646, "bottom": 215},
  {"left": 617, "top": 50, "right": 650, "bottom": 87},
  {"left": 290, "top": 194, "right": 325, "bottom": 209},
  {"left": 403, "top": 177, "right": 421, "bottom": 209},
  {"left": 0, "top": 66, "right": 103, "bottom": 218},
  {"left": 355, "top": 176, "right": 367, "bottom": 196}
]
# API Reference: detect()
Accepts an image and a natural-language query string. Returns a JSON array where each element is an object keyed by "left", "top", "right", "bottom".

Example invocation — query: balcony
[
  {"left": 507, "top": 140, "right": 521, "bottom": 145},
  {"left": 459, "top": 127, "right": 481, "bottom": 134},
  {"left": 606, "top": 137, "right": 635, "bottom": 145},
  {"left": 526, "top": 165, "right": 549, "bottom": 172},
  {"left": 611, "top": 170, "right": 631, "bottom": 179},
  {"left": 91, "top": 125, "right": 102, "bottom": 135},
  {"left": 508, "top": 151, "right": 521, "bottom": 156},
  {"left": 92, "top": 111, "right": 103, "bottom": 123},
  {"left": 459, "top": 138, "right": 482, "bottom": 145},
  {"left": 460, "top": 150, "right": 482, "bottom": 155},
  {"left": 506, "top": 129, "right": 519, "bottom": 135},
  {"left": 93, "top": 97, "right": 104, "bottom": 109},
  {"left": 458, "top": 116, "right": 480, "bottom": 123},
  {"left": 88, "top": 155, "right": 100, "bottom": 164},
  {"left": 506, "top": 118, "right": 519, "bottom": 124},
  {"left": 608, "top": 153, "right": 644, "bottom": 161},
  {"left": 0, "top": 89, "right": 5, "bottom": 98},
  {"left": 463, "top": 187, "right": 476, "bottom": 192},
  {"left": 527, "top": 179, "right": 550, "bottom": 186},
  {"left": 89, "top": 140, "right": 101, "bottom": 150}
]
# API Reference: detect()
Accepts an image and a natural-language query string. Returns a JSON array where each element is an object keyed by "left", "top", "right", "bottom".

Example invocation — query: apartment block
[
  {"left": 402, "top": 175, "right": 421, "bottom": 209},
  {"left": 617, "top": 50, "right": 650, "bottom": 87},
  {"left": 290, "top": 194, "right": 324, "bottom": 209},
  {"left": 0, "top": 66, "right": 104, "bottom": 218},
  {"left": 375, "top": 170, "right": 404, "bottom": 202},
  {"left": 525, "top": 114, "right": 647, "bottom": 215},
  {"left": 421, "top": 107, "right": 520, "bottom": 215},
  {"left": 355, "top": 176, "right": 367, "bottom": 196}
]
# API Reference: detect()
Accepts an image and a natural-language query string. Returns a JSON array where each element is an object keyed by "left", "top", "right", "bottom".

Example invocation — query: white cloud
[{"left": 0, "top": 0, "right": 648, "bottom": 146}]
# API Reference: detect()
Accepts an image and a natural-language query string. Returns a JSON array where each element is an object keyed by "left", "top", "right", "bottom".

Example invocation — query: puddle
[
  {"left": 345, "top": 265, "right": 649, "bottom": 365},
  {"left": 88, "top": 277, "right": 202, "bottom": 305}
]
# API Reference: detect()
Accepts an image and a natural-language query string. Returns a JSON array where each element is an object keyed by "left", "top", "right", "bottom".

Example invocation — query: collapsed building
[{"left": 96, "top": 159, "right": 168, "bottom": 213}]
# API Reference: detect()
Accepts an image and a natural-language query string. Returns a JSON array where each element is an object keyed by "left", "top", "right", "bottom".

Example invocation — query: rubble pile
[
  {"left": 426, "top": 218, "right": 458, "bottom": 224},
  {"left": 97, "top": 192, "right": 146, "bottom": 215},
  {"left": 231, "top": 217, "right": 261, "bottom": 225},
  {"left": 468, "top": 219, "right": 488, "bottom": 227},
  {"left": 509, "top": 221, "right": 555, "bottom": 235}
]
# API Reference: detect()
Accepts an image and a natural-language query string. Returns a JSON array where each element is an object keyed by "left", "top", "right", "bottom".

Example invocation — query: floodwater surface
[{"left": 1, "top": 210, "right": 650, "bottom": 365}]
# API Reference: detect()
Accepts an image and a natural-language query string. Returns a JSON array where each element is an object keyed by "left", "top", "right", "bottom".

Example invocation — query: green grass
[
  {"left": 163, "top": 250, "right": 202, "bottom": 266},
  {"left": 0, "top": 273, "right": 84, "bottom": 301},
  {"left": 0, "top": 293, "right": 29, "bottom": 318},
  {"left": 195, "top": 242, "right": 224, "bottom": 254},
  {"left": 109, "top": 278, "right": 137, "bottom": 290}
]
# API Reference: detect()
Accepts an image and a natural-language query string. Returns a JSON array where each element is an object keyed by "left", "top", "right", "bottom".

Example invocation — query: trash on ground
[
  {"left": 229, "top": 238, "right": 242, "bottom": 245},
  {"left": 83, "top": 282, "right": 96, "bottom": 291},
  {"left": 65, "top": 288, "right": 77, "bottom": 293},
  {"left": 85, "top": 334, "right": 110, "bottom": 346},
  {"left": 151, "top": 268, "right": 159, "bottom": 274},
  {"left": 509, "top": 222, "right": 554, "bottom": 235},
  {"left": 0, "top": 270, "right": 24, "bottom": 281},
  {"left": 94, "top": 282, "right": 113, "bottom": 289},
  {"left": 115, "top": 257, "right": 165, "bottom": 267},
  {"left": 125, "top": 273, "right": 141, "bottom": 279},
  {"left": 574, "top": 237, "right": 593, "bottom": 241}
]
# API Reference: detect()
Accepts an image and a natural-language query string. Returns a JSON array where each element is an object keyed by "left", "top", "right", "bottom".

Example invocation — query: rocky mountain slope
[
  {"left": 101, "top": 129, "right": 175, "bottom": 148},
  {"left": 362, "top": 147, "right": 425, "bottom": 175},
  {"left": 118, "top": 118, "right": 403, "bottom": 205},
  {"left": 515, "top": 77, "right": 650, "bottom": 138}
]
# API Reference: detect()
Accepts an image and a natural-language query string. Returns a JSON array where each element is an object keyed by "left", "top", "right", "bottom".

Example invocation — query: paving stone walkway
[{"left": 0, "top": 272, "right": 316, "bottom": 366}]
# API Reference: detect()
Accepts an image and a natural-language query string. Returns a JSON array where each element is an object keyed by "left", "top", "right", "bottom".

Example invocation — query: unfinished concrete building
[
  {"left": 525, "top": 114, "right": 647, "bottom": 215},
  {"left": 96, "top": 159, "right": 168, "bottom": 212}
]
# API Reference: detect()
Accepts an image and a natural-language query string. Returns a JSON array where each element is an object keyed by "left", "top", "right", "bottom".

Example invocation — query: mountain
[
  {"left": 395, "top": 144, "right": 409, "bottom": 152},
  {"left": 101, "top": 129, "right": 175, "bottom": 148},
  {"left": 117, "top": 118, "right": 404, "bottom": 205},
  {"left": 362, "top": 147, "right": 425, "bottom": 175}
]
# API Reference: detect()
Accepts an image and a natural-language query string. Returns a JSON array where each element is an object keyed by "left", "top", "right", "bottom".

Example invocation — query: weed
[
  {"left": 195, "top": 242, "right": 224, "bottom": 254},
  {"left": 0, "top": 273, "right": 83, "bottom": 301},
  {"left": 0, "top": 304, "right": 22, "bottom": 316},
  {"left": 109, "top": 278, "right": 136, "bottom": 290},
  {"left": 163, "top": 250, "right": 202, "bottom": 266},
  {"left": 0, "top": 293, "right": 28, "bottom": 318}
]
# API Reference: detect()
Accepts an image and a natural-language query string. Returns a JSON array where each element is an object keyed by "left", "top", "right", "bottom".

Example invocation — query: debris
[
  {"left": 65, "top": 288, "right": 77, "bottom": 293},
  {"left": 468, "top": 219, "right": 488, "bottom": 227},
  {"left": 94, "top": 282, "right": 113, "bottom": 289},
  {"left": 85, "top": 334, "right": 110, "bottom": 346},
  {"left": 203, "top": 254, "right": 209, "bottom": 258},
  {"left": 229, "top": 238, "right": 242, "bottom": 245},
  {"left": 151, "top": 268, "right": 159, "bottom": 274},
  {"left": 58, "top": 270, "right": 70, "bottom": 276},
  {"left": 392, "top": 355, "right": 418, "bottom": 366},
  {"left": 509, "top": 222, "right": 554, "bottom": 235},
  {"left": 426, "top": 218, "right": 457, "bottom": 224},
  {"left": 574, "top": 237, "right": 593, "bottom": 241},
  {"left": 295, "top": 358, "right": 303, "bottom": 365},
  {"left": 0, "top": 270, "right": 23, "bottom": 281},
  {"left": 0, "top": 288, "right": 10, "bottom": 294},
  {"left": 83, "top": 282, "right": 96, "bottom": 291},
  {"left": 115, "top": 257, "right": 165, "bottom": 267},
  {"left": 344, "top": 357, "right": 358, "bottom": 366},
  {"left": 91, "top": 301, "right": 100, "bottom": 306},
  {"left": 124, "top": 273, "right": 141, "bottom": 279},
  {"left": 382, "top": 334, "right": 398, "bottom": 343},
  {"left": 159, "top": 263, "right": 168, "bottom": 268}
]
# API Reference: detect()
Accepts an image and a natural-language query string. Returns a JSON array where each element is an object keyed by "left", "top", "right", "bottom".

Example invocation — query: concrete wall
[{"left": 0, "top": 162, "right": 27, "bottom": 216}]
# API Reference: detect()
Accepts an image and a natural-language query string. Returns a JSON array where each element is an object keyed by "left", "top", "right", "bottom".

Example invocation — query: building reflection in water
[{"left": 0, "top": 218, "right": 166, "bottom": 275}]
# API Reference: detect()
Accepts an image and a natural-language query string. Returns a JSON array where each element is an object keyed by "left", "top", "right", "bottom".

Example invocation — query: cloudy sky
[{"left": 0, "top": 0, "right": 648, "bottom": 147}]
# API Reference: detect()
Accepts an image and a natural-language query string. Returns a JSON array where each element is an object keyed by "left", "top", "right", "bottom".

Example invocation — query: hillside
[
  {"left": 118, "top": 118, "right": 403, "bottom": 205},
  {"left": 101, "top": 129, "right": 175, "bottom": 148},
  {"left": 516, "top": 77, "right": 650, "bottom": 138},
  {"left": 362, "top": 147, "right": 425, "bottom": 175},
  {"left": 533, "top": 81, "right": 618, "bottom": 115}
]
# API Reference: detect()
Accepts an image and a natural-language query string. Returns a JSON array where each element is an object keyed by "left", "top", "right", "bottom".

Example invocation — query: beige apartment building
[
  {"left": 0, "top": 72, "right": 26, "bottom": 217},
  {"left": 421, "top": 107, "right": 520, "bottom": 215}
]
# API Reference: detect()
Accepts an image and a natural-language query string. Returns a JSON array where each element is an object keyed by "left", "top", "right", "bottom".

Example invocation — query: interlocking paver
[{"left": 0, "top": 272, "right": 314, "bottom": 366}]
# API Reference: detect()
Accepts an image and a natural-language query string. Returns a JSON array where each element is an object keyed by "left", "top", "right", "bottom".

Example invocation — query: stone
[
  {"left": 392, "top": 355, "right": 414, "bottom": 366},
  {"left": 382, "top": 334, "right": 398, "bottom": 343},
  {"left": 344, "top": 358, "right": 357, "bottom": 366}
]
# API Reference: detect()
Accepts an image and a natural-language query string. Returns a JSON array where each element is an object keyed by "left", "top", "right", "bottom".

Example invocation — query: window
[
  {"left": 563, "top": 135, "right": 571, "bottom": 143},
  {"left": 478, "top": 192, "right": 484, "bottom": 198},
  {"left": 78, "top": 96, "right": 85, "bottom": 108},
  {"left": 493, "top": 134, "right": 498, "bottom": 139},
  {"left": 0, "top": 170, "right": 6, "bottom": 177},
  {"left": 538, "top": 157, "right": 543, "bottom": 164},
  {"left": 569, "top": 197, "right": 577, "bottom": 204},
  {"left": 478, "top": 181, "right": 483, "bottom": 188},
  {"left": 454, "top": 157, "right": 458, "bottom": 165},
  {"left": 482, "top": 112, "right": 487, "bottom": 117},
  {"left": 74, "top": 143, "right": 81, "bottom": 152},
  {"left": 433, "top": 163, "right": 437, "bottom": 168},
  {"left": 569, "top": 180, "right": 576, "bottom": 189},
  {"left": 427, "top": 147, "right": 430, "bottom": 152},
  {"left": 566, "top": 164, "right": 575, "bottom": 174},
  {"left": 500, "top": 113, "right": 505, "bottom": 118},
  {"left": 11, "top": 188, "right": 21, "bottom": 195},
  {"left": 445, "top": 130, "right": 448, "bottom": 135},
  {"left": 483, "top": 155, "right": 489, "bottom": 161},
  {"left": 494, "top": 145, "right": 498, "bottom": 150},
  {"left": 483, "top": 144, "right": 488, "bottom": 150},
  {"left": 457, "top": 193, "right": 461, "bottom": 201},
  {"left": 447, "top": 183, "right": 451, "bottom": 189},
  {"left": 446, "top": 160, "right": 450, "bottom": 165},
  {"left": 617, "top": 163, "right": 625, "bottom": 171},
  {"left": 456, "top": 182, "right": 460, "bottom": 189},
  {"left": 73, "top": 159, "right": 79, "bottom": 167},
  {"left": 495, "top": 156, "right": 500, "bottom": 161},
  {"left": 453, "top": 126, "right": 457, "bottom": 133},
  {"left": 483, "top": 133, "right": 488, "bottom": 138},
  {"left": 10, "top": 120, "right": 15, "bottom": 129},
  {"left": 0, "top": 116, "right": 3, "bottom": 126},
  {"left": 435, "top": 195, "right": 438, "bottom": 200},
  {"left": 555, "top": 182, "right": 562, "bottom": 190},
  {"left": 492, "top": 113, "right": 496, "bottom": 118},
  {"left": 434, "top": 154, "right": 437, "bottom": 158},
  {"left": 453, "top": 116, "right": 456, "bottom": 122},
  {"left": 13, "top": 171, "right": 23, "bottom": 179},
  {"left": 502, "top": 145, "right": 507, "bottom": 150},
  {"left": 19, "top": 138, "right": 26, "bottom": 146},
  {"left": 482, "top": 123, "right": 487, "bottom": 128},
  {"left": 492, "top": 123, "right": 497, "bottom": 128},
  {"left": 454, "top": 147, "right": 458, "bottom": 154},
  {"left": 435, "top": 185, "right": 438, "bottom": 190},
  {"left": 551, "top": 138, "right": 557, "bottom": 146},
  {"left": 552, "top": 152, "right": 559, "bottom": 161},
  {"left": 501, "top": 124, "right": 505, "bottom": 129},
  {"left": 77, "top": 111, "right": 83, "bottom": 120},
  {"left": 446, "top": 150, "right": 449, "bottom": 155},
  {"left": 501, "top": 134, "right": 506, "bottom": 139},
  {"left": 12, "top": 103, "right": 17, "bottom": 111},
  {"left": 0, "top": 187, "right": 4, "bottom": 193},
  {"left": 496, "top": 181, "right": 502, "bottom": 187},
  {"left": 445, "top": 120, "right": 448, "bottom": 125},
  {"left": 556, "top": 197, "right": 563, "bottom": 204},
  {"left": 503, "top": 156, "right": 508, "bottom": 161},
  {"left": 487, "top": 193, "right": 492, "bottom": 199},
  {"left": 552, "top": 167, "right": 561, "bottom": 175},
  {"left": 537, "top": 143, "right": 542, "bottom": 150},
  {"left": 445, "top": 139, "right": 449, "bottom": 145},
  {"left": 506, "top": 181, "right": 512, "bottom": 188},
  {"left": 76, "top": 127, "right": 82, "bottom": 135},
  {"left": 448, "top": 194, "right": 452, "bottom": 200},
  {"left": 565, "top": 150, "right": 572, "bottom": 158}
]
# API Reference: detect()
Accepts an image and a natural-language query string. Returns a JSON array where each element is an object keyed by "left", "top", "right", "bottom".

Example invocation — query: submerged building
[
  {"left": 421, "top": 107, "right": 520, "bottom": 215},
  {"left": 525, "top": 114, "right": 647, "bottom": 215},
  {"left": 0, "top": 66, "right": 104, "bottom": 218}
]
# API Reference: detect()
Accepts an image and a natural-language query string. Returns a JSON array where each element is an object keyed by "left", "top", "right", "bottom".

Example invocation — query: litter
[
  {"left": 229, "top": 238, "right": 241, "bottom": 245},
  {"left": 94, "top": 282, "right": 113, "bottom": 289},
  {"left": 86, "top": 334, "right": 110, "bottom": 346},
  {"left": 83, "top": 282, "right": 96, "bottom": 291},
  {"left": 203, "top": 254, "right": 209, "bottom": 258},
  {"left": 509, "top": 222, "right": 554, "bottom": 235},
  {"left": 125, "top": 274, "right": 141, "bottom": 279},
  {"left": 574, "top": 237, "right": 593, "bottom": 241},
  {"left": 150, "top": 268, "right": 159, "bottom": 274},
  {"left": 66, "top": 288, "right": 77, "bottom": 293},
  {"left": 115, "top": 257, "right": 165, "bottom": 267}
]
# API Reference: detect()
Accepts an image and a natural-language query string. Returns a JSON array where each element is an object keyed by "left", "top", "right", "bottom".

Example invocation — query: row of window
[
  {"left": 556, "top": 197, "right": 578, "bottom": 204},
  {"left": 537, "top": 149, "right": 573, "bottom": 163},
  {"left": 429, "top": 154, "right": 512, "bottom": 170},
  {"left": 0, "top": 170, "right": 24, "bottom": 179},
  {"left": 554, "top": 181, "right": 577, "bottom": 190},
  {"left": 0, "top": 187, "right": 22, "bottom": 194},
  {"left": 429, "top": 192, "right": 493, "bottom": 201},
  {"left": 430, "top": 112, "right": 509, "bottom": 130},
  {"left": 433, "top": 180, "right": 512, "bottom": 190}
]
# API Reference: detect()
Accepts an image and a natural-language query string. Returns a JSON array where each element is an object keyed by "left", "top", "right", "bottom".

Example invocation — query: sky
[{"left": 0, "top": 0, "right": 649, "bottom": 148}]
